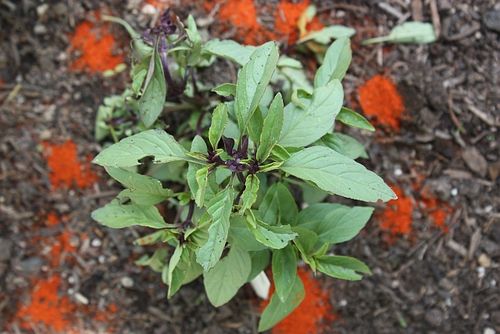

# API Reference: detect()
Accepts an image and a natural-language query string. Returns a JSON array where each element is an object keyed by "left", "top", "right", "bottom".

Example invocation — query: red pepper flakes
[
  {"left": 260, "top": 267, "right": 336, "bottom": 334},
  {"left": 358, "top": 75, "right": 405, "bottom": 131},
  {"left": 378, "top": 186, "right": 414, "bottom": 243},
  {"left": 69, "top": 11, "right": 124, "bottom": 73},
  {"left": 42, "top": 140, "right": 98, "bottom": 190}
]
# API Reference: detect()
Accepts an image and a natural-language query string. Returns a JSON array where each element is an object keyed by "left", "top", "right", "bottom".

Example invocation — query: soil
[{"left": 1, "top": 0, "right": 499, "bottom": 333}]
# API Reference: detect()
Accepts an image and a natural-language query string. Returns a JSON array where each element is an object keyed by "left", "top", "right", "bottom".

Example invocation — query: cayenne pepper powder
[
  {"left": 42, "top": 140, "right": 98, "bottom": 190},
  {"left": 358, "top": 75, "right": 405, "bottom": 131},
  {"left": 275, "top": 0, "right": 323, "bottom": 45},
  {"left": 379, "top": 186, "right": 414, "bottom": 243},
  {"left": 261, "top": 267, "right": 336, "bottom": 334},
  {"left": 69, "top": 13, "right": 124, "bottom": 73}
]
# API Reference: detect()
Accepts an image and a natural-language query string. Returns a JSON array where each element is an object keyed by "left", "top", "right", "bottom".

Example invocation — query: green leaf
[
  {"left": 204, "top": 39, "right": 256, "bottom": 66},
  {"left": 281, "top": 146, "right": 396, "bottom": 202},
  {"left": 318, "top": 133, "right": 368, "bottom": 160},
  {"left": 138, "top": 51, "right": 167, "bottom": 127},
  {"left": 248, "top": 250, "right": 271, "bottom": 281},
  {"left": 136, "top": 248, "right": 167, "bottom": 272},
  {"left": 314, "top": 37, "right": 352, "bottom": 87},
  {"left": 247, "top": 107, "right": 264, "bottom": 145},
  {"left": 102, "top": 15, "right": 152, "bottom": 59},
  {"left": 337, "top": 107, "right": 375, "bottom": 131},
  {"left": 208, "top": 103, "right": 228, "bottom": 149},
  {"left": 167, "top": 245, "right": 183, "bottom": 298},
  {"left": 257, "top": 93, "right": 284, "bottom": 162},
  {"left": 212, "top": 83, "right": 236, "bottom": 97},
  {"left": 298, "top": 25, "right": 356, "bottom": 44},
  {"left": 235, "top": 42, "right": 279, "bottom": 130},
  {"left": 258, "top": 183, "right": 298, "bottom": 225},
  {"left": 196, "top": 188, "right": 235, "bottom": 270},
  {"left": 195, "top": 166, "right": 209, "bottom": 207},
  {"left": 258, "top": 275, "right": 305, "bottom": 332},
  {"left": 91, "top": 199, "right": 168, "bottom": 229},
  {"left": 278, "top": 67, "right": 313, "bottom": 94},
  {"left": 93, "top": 129, "right": 190, "bottom": 168},
  {"left": 363, "top": 22, "right": 436, "bottom": 45},
  {"left": 251, "top": 221, "right": 297, "bottom": 249},
  {"left": 106, "top": 167, "right": 173, "bottom": 205},
  {"left": 297, "top": 203, "right": 373, "bottom": 244},
  {"left": 279, "top": 80, "right": 343, "bottom": 147},
  {"left": 229, "top": 216, "right": 267, "bottom": 252},
  {"left": 240, "top": 175, "right": 260, "bottom": 212},
  {"left": 316, "top": 255, "right": 371, "bottom": 280},
  {"left": 272, "top": 245, "right": 297, "bottom": 302},
  {"left": 293, "top": 227, "right": 320, "bottom": 260},
  {"left": 185, "top": 15, "right": 202, "bottom": 65},
  {"left": 203, "top": 246, "right": 251, "bottom": 306},
  {"left": 134, "top": 230, "right": 176, "bottom": 246}
]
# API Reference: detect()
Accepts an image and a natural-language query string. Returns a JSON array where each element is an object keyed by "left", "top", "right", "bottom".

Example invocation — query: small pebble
[
  {"left": 451, "top": 188, "right": 458, "bottom": 196},
  {"left": 121, "top": 276, "right": 134, "bottom": 288},
  {"left": 477, "top": 266, "right": 486, "bottom": 279},
  {"left": 74, "top": 292, "right": 89, "bottom": 305},
  {"left": 484, "top": 328, "right": 496, "bottom": 334},
  {"left": 91, "top": 238, "right": 102, "bottom": 247},
  {"left": 394, "top": 167, "right": 403, "bottom": 176},
  {"left": 339, "top": 299, "right": 347, "bottom": 307}
]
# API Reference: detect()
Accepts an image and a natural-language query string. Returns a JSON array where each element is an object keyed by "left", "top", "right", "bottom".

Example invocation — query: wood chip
[
  {"left": 462, "top": 147, "right": 488, "bottom": 177},
  {"left": 446, "top": 239, "right": 467, "bottom": 257}
]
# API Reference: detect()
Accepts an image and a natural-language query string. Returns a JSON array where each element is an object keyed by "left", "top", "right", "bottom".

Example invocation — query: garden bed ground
[{"left": 0, "top": 0, "right": 499, "bottom": 333}]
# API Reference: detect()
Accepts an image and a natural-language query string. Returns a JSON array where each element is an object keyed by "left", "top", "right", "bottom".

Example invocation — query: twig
[{"left": 429, "top": 0, "right": 441, "bottom": 38}]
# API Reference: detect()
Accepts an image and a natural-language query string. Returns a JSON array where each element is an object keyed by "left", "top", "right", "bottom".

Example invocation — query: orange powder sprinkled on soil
[
  {"left": 45, "top": 211, "right": 60, "bottom": 226},
  {"left": 206, "top": 0, "right": 322, "bottom": 45},
  {"left": 15, "top": 275, "right": 76, "bottom": 332},
  {"left": 50, "top": 230, "right": 77, "bottom": 266},
  {"left": 42, "top": 140, "right": 98, "bottom": 190},
  {"left": 261, "top": 267, "right": 336, "bottom": 334},
  {"left": 69, "top": 13, "right": 124, "bottom": 73},
  {"left": 420, "top": 187, "right": 452, "bottom": 233},
  {"left": 145, "top": 0, "right": 172, "bottom": 11},
  {"left": 379, "top": 186, "right": 414, "bottom": 243},
  {"left": 358, "top": 75, "right": 405, "bottom": 131},
  {"left": 275, "top": 0, "right": 323, "bottom": 44}
]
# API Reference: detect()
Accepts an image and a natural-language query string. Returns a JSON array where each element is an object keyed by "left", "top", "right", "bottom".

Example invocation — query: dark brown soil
[{"left": 1, "top": 1, "right": 498, "bottom": 333}]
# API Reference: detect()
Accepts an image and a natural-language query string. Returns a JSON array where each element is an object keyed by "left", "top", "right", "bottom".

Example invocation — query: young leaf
[
  {"left": 318, "top": 133, "right": 368, "bottom": 160},
  {"left": 316, "top": 255, "right": 371, "bottom": 280},
  {"left": 138, "top": 51, "right": 167, "bottom": 127},
  {"left": 106, "top": 167, "right": 173, "bottom": 205},
  {"left": 297, "top": 203, "right": 374, "bottom": 244},
  {"left": 204, "top": 39, "right": 256, "bottom": 66},
  {"left": 314, "top": 37, "right": 352, "bottom": 87},
  {"left": 257, "top": 93, "right": 284, "bottom": 162},
  {"left": 195, "top": 166, "right": 209, "bottom": 207},
  {"left": 281, "top": 146, "right": 396, "bottom": 202},
  {"left": 185, "top": 15, "right": 202, "bottom": 65},
  {"left": 247, "top": 107, "right": 264, "bottom": 145},
  {"left": 196, "top": 188, "right": 235, "bottom": 270},
  {"left": 298, "top": 25, "right": 356, "bottom": 44},
  {"left": 167, "top": 245, "right": 184, "bottom": 298},
  {"left": 102, "top": 15, "right": 152, "bottom": 59},
  {"left": 93, "top": 129, "right": 190, "bottom": 168},
  {"left": 258, "top": 275, "right": 305, "bottom": 332},
  {"left": 337, "top": 107, "right": 375, "bottom": 131},
  {"left": 279, "top": 80, "right": 343, "bottom": 148},
  {"left": 91, "top": 199, "right": 168, "bottom": 229},
  {"left": 208, "top": 103, "right": 228, "bottom": 149},
  {"left": 212, "top": 83, "right": 236, "bottom": 97},
  {"left": 240, "top": 175, "right": 260, "bottom": 212},
  {"left": 363, "top": 22, "right": 436, "bottom": 45},
  {"left": 136, "top": 248, "right": 167, "bottom": 272},
  {"left": 235, "top": 42, "right": 279, "bottom": 130},
  {"left": 251, "top": 221, "right": 297, "bottom": 249},
  {"left": 203, "top": 246, "right": 251, "bottom": 306},
  {"left": 272, "top": 245, "right": 297, "bottom": 302}
]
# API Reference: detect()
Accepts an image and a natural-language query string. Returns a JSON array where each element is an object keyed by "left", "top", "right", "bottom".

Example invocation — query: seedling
[{"left": 92, "top": 11, "right": 396, "bottom": 331}]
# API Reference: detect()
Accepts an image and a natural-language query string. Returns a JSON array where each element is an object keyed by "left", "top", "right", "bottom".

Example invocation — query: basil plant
[{"left": 91, "top": 10, "right": 396, "bottom": 332}]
